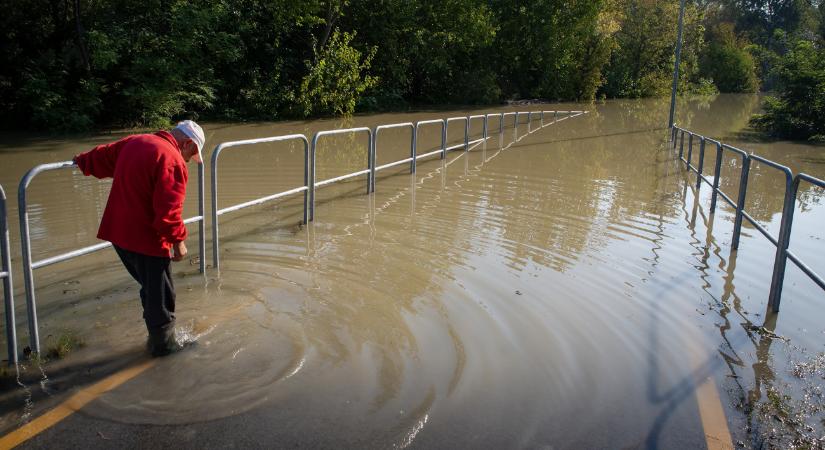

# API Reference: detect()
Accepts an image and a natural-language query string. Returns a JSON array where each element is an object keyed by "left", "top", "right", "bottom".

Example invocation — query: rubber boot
[{"left": 147, "top": 323, "right": 181, "bottom": 357}]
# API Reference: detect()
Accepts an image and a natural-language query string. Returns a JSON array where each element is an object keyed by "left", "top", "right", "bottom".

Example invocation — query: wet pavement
[{"left": 0, "top": 95, "right": 824, "bottom": 448}]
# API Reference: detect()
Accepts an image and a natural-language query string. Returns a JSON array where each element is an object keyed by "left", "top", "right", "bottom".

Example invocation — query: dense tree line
[{"left": 0, "top": 0, "right": 822, "bottom": 139}]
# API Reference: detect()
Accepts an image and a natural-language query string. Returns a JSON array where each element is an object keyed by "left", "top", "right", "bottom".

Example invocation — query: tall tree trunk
[
  {"left": 73, "top": 0, "right": 91, "bottom": 72},
  {"left": 318, "top": 1, "right": 341, "bottom": 53}
]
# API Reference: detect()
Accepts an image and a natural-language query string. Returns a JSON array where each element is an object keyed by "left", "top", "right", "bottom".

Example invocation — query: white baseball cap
[{"left": 174, "top": 120, "right": 205, "bottom": 163}]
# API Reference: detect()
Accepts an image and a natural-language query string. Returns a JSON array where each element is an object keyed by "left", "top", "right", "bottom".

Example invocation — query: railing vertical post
[
  {"left": 696, "top": 137, "right": 705, "bottom": 189},
  {"left": 441, "top": 119, "right": 448, "bottom": 159},
  {"left": 410, "top": 126, "right": 417, "bottom": 174},
  {"left": 767, "top": 176, "right": 799, "bottom": 312},
  {"left": 709, "top": 142, "right": 723, "bottom": 213},
  {"left": 197, "top": 161, "right": 205, "bottom": 274},
  {"left": 731, "top": 156, "right": 751, "bottom": 250},
  {"left": 368, "top": 129, "right": 376, "bottom": 194},
  {"left": 464, "top": 117, "right": 470, "bottom": 151},
  {"left": 483, "top": 114, "right": 489, "bottom": 139},
  {"left": 678, "top": 130, "right": 685, "bottom": 160},
  {"left": 18, "top": 175, "right": 41, "bottom": 354},
  {"left": 1, "top": 185, "right": 16, "bottom": 365},
  {"left": 370, "top": 130, "right": 376, "bottom": 193},
  {"left": 302, "top": 139, "right": 309, "bottom": 224},
  {"left": 310, "top": 133, "right": 318, "bottom": 221},
  {"left": 686, "top": 133, "right": 693, "bottom": 169},
  {"left": 210, "top": 144, "right": 222, "bottom": 270}
]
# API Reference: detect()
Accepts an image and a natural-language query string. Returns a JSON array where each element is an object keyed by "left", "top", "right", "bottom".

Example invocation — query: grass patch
[{"left": 45, "top": 329, "right": 85, "bottom": 360}]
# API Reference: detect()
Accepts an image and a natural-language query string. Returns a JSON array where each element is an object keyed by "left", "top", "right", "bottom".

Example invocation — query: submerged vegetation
[{"left": 0, "top": 0, "right": 821, "bottom": 139}]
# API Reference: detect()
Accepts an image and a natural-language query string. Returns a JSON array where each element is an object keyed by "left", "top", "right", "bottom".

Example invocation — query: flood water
[{"left": 0, "top": 95, "right": 824, "bottom": 448}]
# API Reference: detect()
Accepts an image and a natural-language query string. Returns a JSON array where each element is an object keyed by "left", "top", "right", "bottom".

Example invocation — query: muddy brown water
[{"left": 0, "top": 94, "right": 823, "bottom": 447}]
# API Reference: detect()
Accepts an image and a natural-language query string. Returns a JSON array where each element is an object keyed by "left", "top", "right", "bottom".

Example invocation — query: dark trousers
[{"left": 114, "top": 245, "right": 176, "bottom": 334}]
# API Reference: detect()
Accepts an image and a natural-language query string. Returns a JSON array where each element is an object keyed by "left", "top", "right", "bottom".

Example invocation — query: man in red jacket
[{"left": 73, "top": 120, "right": 205, "bottom": 356}]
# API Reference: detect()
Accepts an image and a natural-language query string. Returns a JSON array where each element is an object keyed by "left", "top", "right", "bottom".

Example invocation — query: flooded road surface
[{"left": 1, "top": 95, "right": 824, "bottom": 448}]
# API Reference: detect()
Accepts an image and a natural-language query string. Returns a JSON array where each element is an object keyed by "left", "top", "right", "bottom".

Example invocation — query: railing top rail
[
  {"left": 214, "top": 133, "right": 308, "bottom": 153},
  {"left": 0, "top": 183, "right": 6, "bottom": 200},
  {"left": 720, "top": 143, "right": 749, "bottom": 158},
  {"left": 468, "top": 115, "right": 485, "bottom": 120},
  {"left": 375, "top": 122, "right": 414, "bottom": 132},
  {"left": 798, "top": 173, "right": 825, "bottom": 188},
  {"left": 313, "top": 127, "right": 372, "bottom": 141},
  {"left": 415, "top": 119, "right": 446, "bottom": 127},
  {"left": 501, "top": 112, "right": 517, "bottom": 117},
  {"left": 446, "top": 116, "right": 469, "bottom": 122},
  {"left": 749, "top": 154, "right": 794, "bottom": 180},
  {"left": 211, "top": 134, "right": 309, "bottom": 167},
  {"left": 19, "top": 161, "right": 75, "bottom": 192}
]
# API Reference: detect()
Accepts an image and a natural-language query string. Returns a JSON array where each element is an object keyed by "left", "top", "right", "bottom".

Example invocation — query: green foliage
[
  {"left": 700, "top": 23, "right": 759, "bottom": 93},
  {"left": 0, "top": 0, "right": 820, "bottom": 132},
  {"left": 493, "top": 0, "right": 614, "bottom": 101},
  {"left": 600, "top": 0, "right": 705, "bottom": 98},
  {"left": 294, "top": 30, "right": 377, "bottom": 117},
  {"left": 344, "top": 0, "right": 499, "bottom": 105},
  {"left": 702, "top": 43, "right": 759, "bottom": 92},
  {"left": 688, "top": 78, "right": 720, "bottom": 96},
  {"left": 745, "top": 43, "right": 782, "bottom": 91},
  {"left": 751, "top": 40, "right": 825, "bottom": 141}
]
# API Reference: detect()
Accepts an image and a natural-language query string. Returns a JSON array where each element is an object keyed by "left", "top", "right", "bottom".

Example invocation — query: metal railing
[
  {"left": 17, "top": 161, "right": 207, "bottom": 354},
  {"left": 210, "top": 134, "right": 310, "bottom": 270},
  {"left": 374, "top": 122, "right": 416, "bottom": 179},
  {"left": 672, "top": 125, "right": 825, "bottom": 311},
  {"left": 311, "top": 127, "right": 375, "bottom": 218},
  {"left": 1, "top": 185, "right": 16, "bottom": 364},
  {"left": 4, "top": 109, "right": 586, "bottom": 362},
  {"left": 210, "top": 110, "right": 587, "bottom": 270}
]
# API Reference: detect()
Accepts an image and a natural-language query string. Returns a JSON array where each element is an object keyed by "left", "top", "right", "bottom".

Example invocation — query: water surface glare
[{"left": 1, "top": 96, "right": 824, "bottom": 447}]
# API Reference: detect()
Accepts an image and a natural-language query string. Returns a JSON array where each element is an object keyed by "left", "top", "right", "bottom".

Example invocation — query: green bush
[
  {"left": 750, "top": 40, "right": 825, "bottom": 141},
  {"left": 293, "top": 30, "right": 377, "bottom": 117},
  {"left": 701, "top": 43, "right": 759, "bottom": 92}
]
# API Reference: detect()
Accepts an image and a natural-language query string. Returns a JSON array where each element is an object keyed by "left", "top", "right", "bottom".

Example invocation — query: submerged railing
[
  {"left": 671, "top": 125, "right": 825, "bottom": 312},
  {"left": 210, "top": 110, "right": 587, "bottom": 271},
  {"left": 3, "top": 109, "right": 586, "bottom": 364}
]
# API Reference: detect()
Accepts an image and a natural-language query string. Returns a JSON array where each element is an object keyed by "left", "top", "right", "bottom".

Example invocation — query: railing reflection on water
[{"left": 671, "top": 125, "right": 825, "bottom": 313}]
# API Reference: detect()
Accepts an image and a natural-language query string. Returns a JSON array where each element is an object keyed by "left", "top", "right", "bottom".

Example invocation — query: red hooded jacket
[{"left": 74, "top": 131, "right": 188, "bottom": 258}]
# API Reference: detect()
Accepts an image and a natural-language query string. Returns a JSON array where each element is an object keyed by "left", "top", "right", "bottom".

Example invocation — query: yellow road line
[
  {"left": 0, "top": 359, "right": 156, "bottom": 449},
  {"left": 685, "top": 331, "right": 733, "bottom": 450},
  {"left": 695, "top": 373, "right": 734, "bottom": 450}
]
